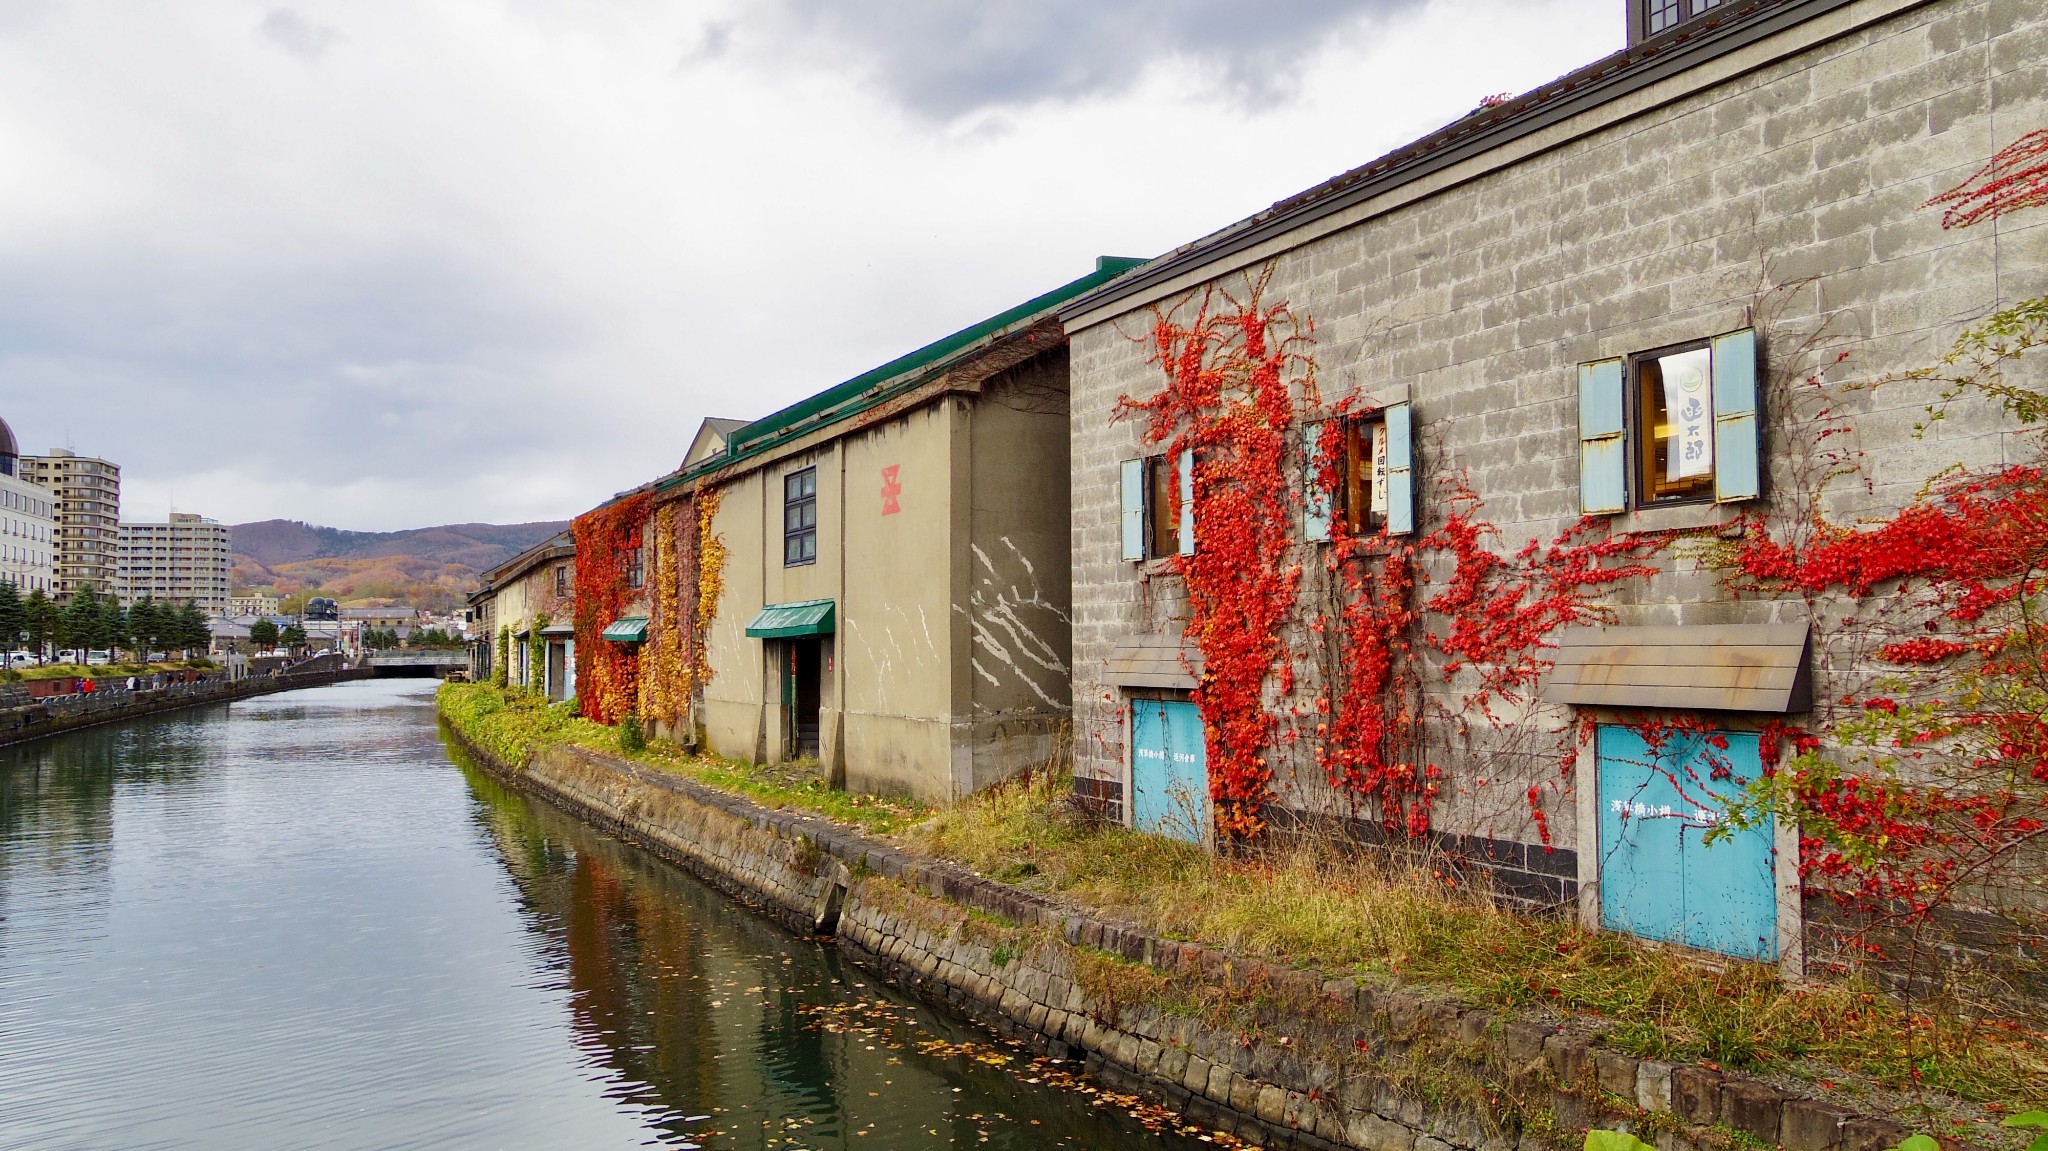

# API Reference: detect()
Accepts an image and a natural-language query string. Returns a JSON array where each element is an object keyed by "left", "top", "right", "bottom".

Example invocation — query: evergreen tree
[
  {"left": 129, "top": 596, "right": 164, "bottom": 656},
  {"left": 0, "top": 581, "right": 25, "bottom": 654},
  {"left": 99, "top": 597, "right": 129, "bottom": 658},
  {"left": 279, "top": 623, "right": 308, "bottom": 649},
  {"left": 250, "top": 619, "right": 280, "bottom": 650},
  {"left": 176, "top": 601, "right": 209, "bottom": 655},
  {"left": 62, "top": 588, "right": 103, "bottom": 655},
  {"left": 23, "top": 589, "right": 57, "bottom": 660}
]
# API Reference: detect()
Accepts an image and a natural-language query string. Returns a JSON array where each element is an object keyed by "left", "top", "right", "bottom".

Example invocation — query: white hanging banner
[
  {"left": 1660, "top": 347, "right": 1714, "bottom": 480},
  {"left": 1369, "top": 421, "right": 1389, "bottom": 517}
]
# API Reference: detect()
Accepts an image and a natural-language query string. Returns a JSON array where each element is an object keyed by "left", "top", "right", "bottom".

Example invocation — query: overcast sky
[{"left": 0, "top": 0, "right": 1618, "bottom": 532}]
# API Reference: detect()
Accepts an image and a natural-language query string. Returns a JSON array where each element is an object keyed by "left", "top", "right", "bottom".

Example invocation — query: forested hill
[{"left": 229, "top": 519, "right": 570, "bottom": 612}]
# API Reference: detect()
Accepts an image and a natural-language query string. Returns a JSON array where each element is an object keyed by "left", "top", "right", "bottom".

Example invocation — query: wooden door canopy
[{"left": 1540, "top": 623, "right": 1810, "bottom": 713}]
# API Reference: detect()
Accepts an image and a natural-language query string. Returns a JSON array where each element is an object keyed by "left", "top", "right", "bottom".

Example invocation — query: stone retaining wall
[
  {"left": 443, "top": 722, "right": 1959, "bottom": 1151},
  {"left": 0, "top": 669, "right": 373, "bottom": 749}
]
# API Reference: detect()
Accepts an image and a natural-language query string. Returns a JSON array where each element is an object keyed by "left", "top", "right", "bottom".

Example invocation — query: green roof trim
[
  {"left": 744, "top": 599, "right": 836, "bottom": 639},
  {"left": 658, "top": 256, "right": 1147, "bottom": 492},
  {"left": 601, "top": 616, "right": 649, "bottom": 643}
]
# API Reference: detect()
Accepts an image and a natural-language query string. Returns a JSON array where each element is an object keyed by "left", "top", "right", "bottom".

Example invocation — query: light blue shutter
[
  {"left": 1712, "top": 328, "right": 1760, "bottom": 503},
  {"left": 1120, "top": 459, "right": 1144, "bottom": 561},
  {"left": 1303, "top": 421, "right": 1331, "bottom": 542},
  {"left": 1384, "top": 403, "right": 1414, "bottom": 536},
  {"left": 1176, "top": 448, "right": 1195, "bottom": 556},
  {"left": 1578, "top": 358, "right": 1627, "bottom": 515}
]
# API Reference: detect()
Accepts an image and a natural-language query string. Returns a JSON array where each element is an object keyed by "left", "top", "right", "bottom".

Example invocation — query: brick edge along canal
[{"left": 437, "top": 700, "right": 1924, "bottom": 1151}]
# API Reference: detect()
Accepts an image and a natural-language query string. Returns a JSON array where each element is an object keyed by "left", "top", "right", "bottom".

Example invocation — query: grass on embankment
[
  {"left": 436, "top": 681, "right": 927, "bottom": 836},
  {"left": 435, "top": 681, "right": 2041, "bottom": 1115},
  {"left": 904, "top": 768, "right": 2047, "bottom": 1116}
]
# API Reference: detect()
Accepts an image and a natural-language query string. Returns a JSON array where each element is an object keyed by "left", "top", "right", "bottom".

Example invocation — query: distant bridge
[{"left": 361, "top": 650, "right": 468, "bottom": 677}]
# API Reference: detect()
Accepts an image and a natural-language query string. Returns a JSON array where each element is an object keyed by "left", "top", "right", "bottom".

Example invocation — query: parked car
[
  {"left": 85, "top": 651, "right": 112, "bottom": 666},
  {"left": 6, "top": 652, "right": 33, "bottom": 668}
]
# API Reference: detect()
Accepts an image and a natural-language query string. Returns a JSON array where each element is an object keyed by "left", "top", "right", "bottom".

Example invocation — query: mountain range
[{"left": 230, "top": 519, "right": 569, "bottom": 612}]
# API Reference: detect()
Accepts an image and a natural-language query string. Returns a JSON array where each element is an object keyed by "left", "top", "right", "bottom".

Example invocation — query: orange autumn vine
[
  {"left": 637, "top": 488, "right": 726, "bottom": 734},
  {"left": 573, "top": 489, "right": 653, "bottom": 725}
]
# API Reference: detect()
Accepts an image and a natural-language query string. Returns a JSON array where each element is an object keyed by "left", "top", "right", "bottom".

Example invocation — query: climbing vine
[
  {"left": 527, "top": 614, "right": 549, "bottom": 695},
  {"left": 696, "top": 488, "right": 726, "bottom": 689},
  {"left": 638, "top": 499, "right": 688, "bottom": 728},
  {"left": 636, "top": 487, "right": 727, "bottom": 735},
  {"left": 1680, "top": 136, "right": 2048, "bottom": 1007},
  {"left": 1118, "top": 276, "right": 1310, "bottom": 841},
  {"left": 494, "top": 625, "right": 510, "bottom": 689},
  {"left": 1120, "top": 277, "right": 1669, "bottom": 843},
  {"left": 573, "top": 490, "right": 654, "bottom": 725}
]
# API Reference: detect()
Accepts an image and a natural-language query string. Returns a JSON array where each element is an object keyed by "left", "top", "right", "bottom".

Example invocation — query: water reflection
[
  {"left": 460, "top": 750, "right": 1221, "bottom": 1150},
  {"left": 0, "top": 679, "right": 1219, "bottom": 1151}
]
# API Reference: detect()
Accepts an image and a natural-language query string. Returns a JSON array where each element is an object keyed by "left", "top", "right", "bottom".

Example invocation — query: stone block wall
[{"left": 1066, "top": 0, "right": 2048, "bottom": 860}]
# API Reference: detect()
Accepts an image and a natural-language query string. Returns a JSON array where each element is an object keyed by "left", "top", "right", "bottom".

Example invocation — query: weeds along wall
[{"left": 1066, "top": 0, "right": 2048, "bottom": 949}]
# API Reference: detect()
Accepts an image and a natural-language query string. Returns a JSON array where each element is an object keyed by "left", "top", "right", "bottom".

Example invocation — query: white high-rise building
[
  {"left": 19, "top": 446, "right": 121, "bottom": 599},
  {"left": 0, "top": 416, "right": 57, "bottom": 596},
  {"left": 116, "top": 512, "right": 234, "bottom": 615}
]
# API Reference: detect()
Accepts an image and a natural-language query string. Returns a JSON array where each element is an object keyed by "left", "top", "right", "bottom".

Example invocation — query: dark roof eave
[
  {"left": 1058, "top": 0, "right": 1861, "bottom": 324},
  {"left": 479, "top": 533, "right": 575, "bottom": 585},
  {"left": 651, "top": 314, "right": 1069, "bottom": 496}
]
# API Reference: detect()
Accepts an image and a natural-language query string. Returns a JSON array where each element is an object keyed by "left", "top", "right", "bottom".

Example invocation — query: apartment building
[
  {"left": 0, "top": 416, "right": 56, "bottom": 595},
  {"left": 115, "top": 512, "right": 234, "bottom": 615},
  {"left": 227, "top": 592, "right": 281, "bottom": 617},
  {"left": 19, "top": 448, "right": 121, "bottom": 600}
]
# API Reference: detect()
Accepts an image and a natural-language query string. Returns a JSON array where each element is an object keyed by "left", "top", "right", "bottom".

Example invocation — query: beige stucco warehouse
[
  {"left": 678, "top": 260, "right": 1141, "bottom": 802},
  {"left": 1060, "top": 0, "right": 2045, "bottom": 970}
]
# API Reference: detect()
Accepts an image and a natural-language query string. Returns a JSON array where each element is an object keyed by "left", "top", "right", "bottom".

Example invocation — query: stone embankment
[
  {"left": 442, "top": 724, "right": 1938, "bottom": 1151},
  {"left": 0, "top": 667, "right": 373, "bottom": 748}
]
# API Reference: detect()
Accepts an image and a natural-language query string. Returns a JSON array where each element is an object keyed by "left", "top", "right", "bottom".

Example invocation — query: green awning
[
  {"left": 601, "top": 616, "right": 649, "bottom": 643},
  {"left": 745, "top": 599, "right": 836, "bottom": 638}
]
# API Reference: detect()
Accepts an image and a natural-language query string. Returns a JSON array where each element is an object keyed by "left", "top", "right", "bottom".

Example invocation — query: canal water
[{"left": 0, "top": 680, "right": 1229, "bottom": 1151}]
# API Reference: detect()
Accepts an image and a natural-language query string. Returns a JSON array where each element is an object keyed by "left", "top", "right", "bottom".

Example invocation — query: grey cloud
[
  {"left": 679, "top": 21, "right": 732, "bottom": 68},
  {"left": 767, "top": 0, "right": 1422, "bottom": 117},
  {"left": 0, "top": 239, "right": 598, "bottom": 506},
  {"left": 258, "top": 8, "right": 343, "bottom": 60}
]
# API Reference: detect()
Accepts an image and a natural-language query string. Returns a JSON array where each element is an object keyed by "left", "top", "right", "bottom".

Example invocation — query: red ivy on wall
[
  {"left": 1120, "top": 282, "right": 1672, "bottom": 844},
  {"left": 1119, "top": 281, "right": 1308, "bottom": 841},
  {"left": 1923, "top": 128, "right": 2048, "bottom": 229},
  {"left": 1724, "top": 464, "right": 2048, "bottom": 916},
  {"left": 573, "top": 490, "right": 654, "bottom": 726}
]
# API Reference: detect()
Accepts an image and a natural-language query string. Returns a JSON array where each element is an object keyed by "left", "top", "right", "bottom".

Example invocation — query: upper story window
[
  {"left": 1636, "top": 0, "right": 1728, "bottom": 42},
  {"left": 626, "top": 547, "right": 644, "bottom": 589},
  {"left": 1120, "top": 450, "right": 1194, "bottom": 562},
  {"left": 1303, "top": 400, "right": 1415, "bottom": 541},
  {"left": 1578, "top": 329, "right": 1759, "bottom": 514},
  {"left": 1633, "top": 344, "right": 1717, "bottom": 504},
  {"left": 784, "top": 467, "right": 818, "bottom": 566},
  {"left": 554, "top": 563, "right": 571, "bottom": 596}
]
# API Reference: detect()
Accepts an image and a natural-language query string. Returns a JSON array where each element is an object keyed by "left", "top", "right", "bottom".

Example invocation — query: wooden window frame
[
  {"left": 1143, "top": 455, "right": 1178, "bottom": 560},
  {"left": 1628, "top": 339, "right": 1718, "bottom": 509}
]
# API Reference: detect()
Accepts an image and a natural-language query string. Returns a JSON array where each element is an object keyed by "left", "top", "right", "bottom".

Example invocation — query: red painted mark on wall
[{"left": 881, "top": 465, "right": 903, "bottom": 515}]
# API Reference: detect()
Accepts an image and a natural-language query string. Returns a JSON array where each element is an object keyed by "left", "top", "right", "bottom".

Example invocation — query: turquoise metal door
[
  {"left": 1597, "top": 725, "right": 1778, "bottom": 960},
  {"left": 1131, "top": 699, "right": 1208, "bottom": 843}
]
